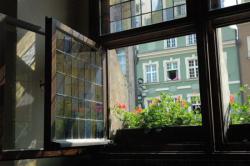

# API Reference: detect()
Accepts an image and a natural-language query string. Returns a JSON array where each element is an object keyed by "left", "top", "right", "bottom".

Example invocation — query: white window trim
[
  {"left": 186, "top": 34, "right": 196, "bottom": 46},
  {"left": 247, "top": 36, "right": 250, "bottom": 58},
  {"left": 164, "top": 38, "right": 177, "bottom": 49},
  {"left": 186, "top": 93, "right": 200, "bottom": 112},
  {"left": 185, "top": 54, "right": 198, "bottom": 80},
  {"left": 143, "top": 60, "right": 159, "bottom": 83},
  {"left": 163, "top": 58, "right": 181, "bottom": 81}
]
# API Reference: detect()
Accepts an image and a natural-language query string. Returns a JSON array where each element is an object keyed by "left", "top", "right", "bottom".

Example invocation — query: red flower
[
  {"left": 230, "top": 95, "right": 235, "bottom": 104},
  {"left": 135, "top": 107, "right": 143, "bottom": 114},
  {"left": 118, "top": 103, "right": 126, "bottom": 109}
]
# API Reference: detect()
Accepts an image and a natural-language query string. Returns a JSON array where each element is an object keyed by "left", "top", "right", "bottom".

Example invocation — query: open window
[
  {"left": 214, "top": 21, "right": 250, "bottom": 150},
  {"left": 107, "top": 34, "right": 207, "bottom": 149},
  {"left": 44, "top": 18, "right": 109, "bottom": 148}
]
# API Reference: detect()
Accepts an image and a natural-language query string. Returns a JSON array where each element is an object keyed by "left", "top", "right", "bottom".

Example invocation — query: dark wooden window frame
[
  {"left": 1, "top": 0, "right": 250, "bottom": 161},
  {"left": 44, "top": 17, "right": 110, "bottom": 149},
  {"left": 208, "top": 3, "right": 250, "bottom": 152},
  {"left": 94, "top": 0, "right": 250, "bottom": 153},
  {"left": 0, "top": 14, "right": 109, "bottom": 161},
  {"left": 95, "top": 0, "right": 214, "bottom": 153}
]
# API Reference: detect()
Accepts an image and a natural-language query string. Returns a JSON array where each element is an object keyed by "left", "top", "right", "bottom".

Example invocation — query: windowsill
[
  {"left": 164, "top": 47, "right": 177, "bottom": 49},
  {"left": 186, "top": 44, "right": 196, "bottom": 46},
  {"left": 143, "top": 82, "right": 160, "bottom": 85},
  {"left": 53, "top": 138, "right": 111, "bottom": 147},
  {"left": 164, "top": 80, "right": 181, "bottom": 83},
  {"left": 143, "top": 79, "right": 199, "bottom": 85}
]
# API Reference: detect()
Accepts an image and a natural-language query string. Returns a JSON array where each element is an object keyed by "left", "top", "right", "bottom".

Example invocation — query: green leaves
[{"left": 111, "top": 93, "right": 202, "bottom": 129}]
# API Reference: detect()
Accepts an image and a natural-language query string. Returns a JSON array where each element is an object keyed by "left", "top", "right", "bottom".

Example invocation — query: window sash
[
  {"left": 188, "top": 59, "right": 199, "bottom": 79},
  {"left": 165, "top": 38, "right": 177, "bottom": 48},
  {"left": 45, "top": 18, "right": 108, "bottom": 149},
  {"left": 146, "top": 64, "right": 157, "bottom": 82}
]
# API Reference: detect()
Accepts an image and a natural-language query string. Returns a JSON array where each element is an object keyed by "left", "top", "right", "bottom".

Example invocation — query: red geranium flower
[
  {"left": 135, "top": 107, "right": 143, "bottom": 113},
  {"left": 118, "top": 103, "right": 126, "bottom": 109},
  {"left": 230, "top": 95, "right": 235, "bottom": 104}
]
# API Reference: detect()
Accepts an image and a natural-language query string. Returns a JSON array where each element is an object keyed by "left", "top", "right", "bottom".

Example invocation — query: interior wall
[
  {"left": 0, "top": 0, "right": 91, "bottom": 165},
  {"left": 17, "top": 0, "right": 89, "bottom": 36}
]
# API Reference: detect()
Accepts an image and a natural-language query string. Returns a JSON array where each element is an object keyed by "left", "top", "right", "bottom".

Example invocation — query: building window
[
  {"left": 143, "top": 61, "right": 159, "bottom": 83},
  {"left": 187, "top": 94, "right": 201, "bottom": 112},
  {"left": 186, "top": 55, "right": 199, "bottom": 79},
  {"left": 186, "top": 34, "right": 197, "bottom": 46},
  {"left": 174, "top": 3, "right": 186, "bottom": 18},
  {"left": 163, "top": 58, "right": 180, "bottom": 81},
  {"left": 45, "top": 19, "right": 107, "bottom": 147},
  {"left": 164, "top": 38, "right": 177, "bottom": 49}
]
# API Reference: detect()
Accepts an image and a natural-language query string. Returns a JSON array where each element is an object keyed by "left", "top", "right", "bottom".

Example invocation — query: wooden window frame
[
  {"left": 94, "top": 0, "right": 250, "bottom": 153},
  {"left": 44, "top": 17, "right": 110, "bottom": 150},
  {"left": 1, "top": 0, "right": 250, "bottom": 161},
  {"left": 0, "top": 13, "right": 109, "bottom": 161},
  {"left": 95, "top": 0, "right": 212, "bottom": 153}
]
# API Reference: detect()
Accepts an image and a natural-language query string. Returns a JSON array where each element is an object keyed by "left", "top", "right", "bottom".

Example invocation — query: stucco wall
[{"left": 108, "top": 49, "right": 129, "bottom": 136}]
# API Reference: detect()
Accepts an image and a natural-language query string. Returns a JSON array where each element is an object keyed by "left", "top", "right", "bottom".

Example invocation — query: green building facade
[{"left": 135, "top": 27, "right": 241, "bottom": 109}]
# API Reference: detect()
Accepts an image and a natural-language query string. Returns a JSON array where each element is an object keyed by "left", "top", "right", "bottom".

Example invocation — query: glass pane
[
  {"left": 110, "top": 4, "right": 121, "bottom": 22},
  {"left": 131, "top": 0, "right": 141, "bottom": 16},
  {"left": 122, "top": 2, "right": 131, "bottom": 19},
  {"left": 142, "top": 13, "right": 152, "bottom": 26},
  {"left": 111, "top": 21, "right": 122, "bottom": 33},
  {"left": 51, "top": 29, "right": 105, "bottom": 141},
  {"left": 141, "top": 0, "right": 152, "bottom": 13},
  {"left": 217, "top": 22, "right": 250, "bottom": 125},
  {"left": 152, "top": 0, "right": 163, "bottom": 11},
  {"left": 174, "top": 4, "right": 186, "bottom": 19},
  {"left": 102, "top": 0, "right": 186, "bottom": 34},
  {"left": 163, "top": 8, "right": 174, "bottom": 21},
  {"left": 132, "top": 16, "right": 141, "bottom": 28},
  {"left": 163, "top": 0, "right": 173, "bottom": 8},
  {"left": 152, "top": 11, "right": 163, "bottom": 24},
  {"left": 2, "top": 26, "right": 45, "bottom": 150},
  {"left": 108, "top": 34, "right": 201, "bottom": 134},
  {"left": 122, "top": 18, "right": 132, "bottom": 30},
  {"left": 57, "top": 73, "right": 65, "bottom": 94}
]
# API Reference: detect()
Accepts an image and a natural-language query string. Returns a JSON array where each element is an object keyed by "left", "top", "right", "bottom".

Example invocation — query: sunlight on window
[
  {"left": 217, "top": 22, "right": 250, "bottom": 125},
  {"left": 108, "top": 34, "right": 202, "bottom": 133},
  {"left": 17, "top": 31, "right": 36, "bottom": 70}
]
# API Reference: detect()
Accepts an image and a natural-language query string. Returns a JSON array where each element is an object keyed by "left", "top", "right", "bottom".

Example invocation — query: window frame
[
  {"left": 44, "top": 17, "right": 110, "bottom": 149},
  {"left": 207, "top": 2, "right": 250, "bottom": 151},
  {"left": 164, "top": 37, "right": 177, "bottom": 49},
  {"left": 163, "top": 58, "right": 181, "bottom": 81},
  {"left": 97, "top": 0, "right": 213, "bottom": 152},
  {"left": 186, "top": 93, "right": 201, "bottom": 112},
  {"left": 185, "top": 54, "right": 199, "bottom": 80},
  {"left": 1, "top": 0, "right": 250, "bottom": 161},
  {"left": 0, "top": 13, "right": 105, "bottom": 160},
  {"left": 97, "top": 0, "right": 250, "bottom": 153},
  {"left": 186, "top": 34, "right": 197, "bottom": 46},
  {"left": 142, "top": 60, "right": 159, "bottom": 83}
]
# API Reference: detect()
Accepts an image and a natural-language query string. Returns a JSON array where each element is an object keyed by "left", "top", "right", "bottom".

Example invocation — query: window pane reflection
[
  {"left": 104, "top": 0, "right": 187, "bottom": 34},
  {"left": 52, "top": 30, "right": 105, "bottom": 141}
]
